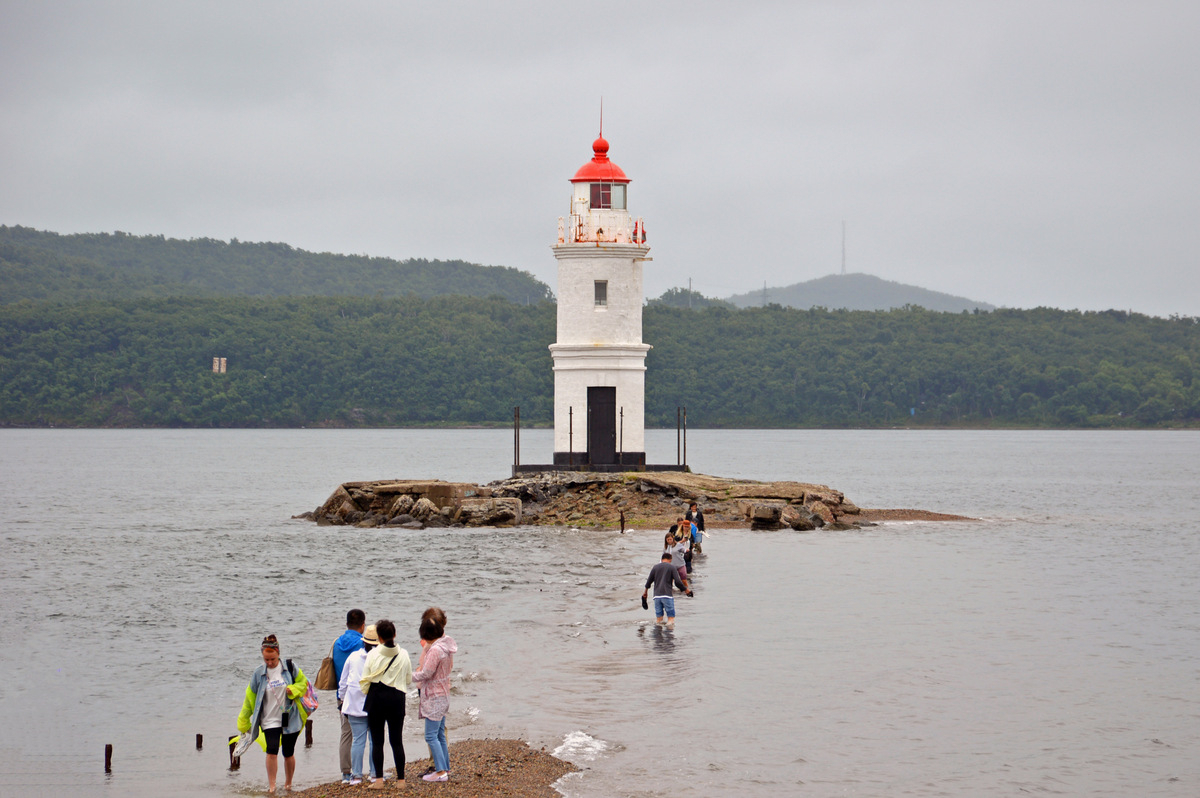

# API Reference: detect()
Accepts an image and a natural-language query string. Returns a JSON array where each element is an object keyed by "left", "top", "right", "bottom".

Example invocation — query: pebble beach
[{"left": 286, "top": 739, "right": 577, "bottom": 798}]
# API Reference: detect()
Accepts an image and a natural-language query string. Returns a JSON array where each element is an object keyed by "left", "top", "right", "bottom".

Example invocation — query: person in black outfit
[{"left": 685, "top": 502, "right": 705, "bottom": 553}]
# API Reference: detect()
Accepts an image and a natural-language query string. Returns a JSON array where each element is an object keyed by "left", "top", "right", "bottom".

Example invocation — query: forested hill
[
  {"left": 0, "top": 225, "right": 553, "bottom": 304},
  {"left": 1, "top": 298, "right": 1196, "bottom": 429},
  {"left": 726, "top": 273, "right": 996, "bottom": 312}
]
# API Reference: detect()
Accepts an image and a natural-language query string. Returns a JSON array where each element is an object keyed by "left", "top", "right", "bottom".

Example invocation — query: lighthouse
[{"left": 549, "top": 133, "right": 651, "bottom": 469}]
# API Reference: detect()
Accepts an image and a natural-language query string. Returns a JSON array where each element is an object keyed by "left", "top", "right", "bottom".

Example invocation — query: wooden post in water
[
  {"left": 196, "top": 733, "right": 203, "bottom": 750},
  {"left": 676, "top": 406, "right": 681, "bottom": 465},
  {"left": 305, "top": 719, "right": 313, "bottom": 747},
  {"left": 513, "top": 406, "right": 520, "bottom": 467},
  {"left": 104, "top": 744, "right": 112, "bottom": 773}
]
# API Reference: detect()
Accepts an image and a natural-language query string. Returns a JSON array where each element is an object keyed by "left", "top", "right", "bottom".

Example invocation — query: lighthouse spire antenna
[{"left": 599, "top": 97, "right": 604, "bottom": 137}]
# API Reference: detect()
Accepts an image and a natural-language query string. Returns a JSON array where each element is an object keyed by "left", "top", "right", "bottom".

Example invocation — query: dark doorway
[{"left": 587, "top": 386, "right": 617, "bottom": 465}]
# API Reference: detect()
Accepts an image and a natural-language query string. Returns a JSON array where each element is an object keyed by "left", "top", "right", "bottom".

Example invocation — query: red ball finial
[{"left": 592, "top": 136, "right": 609, "bottom": 159}]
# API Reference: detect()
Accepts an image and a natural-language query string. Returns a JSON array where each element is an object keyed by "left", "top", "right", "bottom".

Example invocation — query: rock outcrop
[
  {"left": 298, "top": 480, "right": 512, "bottom": 529},
  {"left": 295, "top": 471, "right": 923, "bottom": 530}
]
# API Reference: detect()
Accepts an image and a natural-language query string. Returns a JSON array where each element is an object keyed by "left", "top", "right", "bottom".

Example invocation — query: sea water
[{"left": 0, "top": 429, "right": 1197, "bottom": 797}]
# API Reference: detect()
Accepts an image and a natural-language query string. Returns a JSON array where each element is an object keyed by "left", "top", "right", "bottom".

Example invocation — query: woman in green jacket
[{"left": 237, "top": 634, "right": 310, "bottom": 794}]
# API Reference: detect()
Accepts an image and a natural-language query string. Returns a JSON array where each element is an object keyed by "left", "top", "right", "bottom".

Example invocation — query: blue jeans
[
  {"left": 653, "top": 596, "right": 676, "bottom": 619},
  {"left": 346, "top": 714, "right": 370, "bottom": 779},
  {"left": 424, "top": 717, "right": 449, "bottom": 773}
]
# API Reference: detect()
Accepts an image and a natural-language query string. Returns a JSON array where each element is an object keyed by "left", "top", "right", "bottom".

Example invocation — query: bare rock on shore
[
  {"left": 745, "top": 502, "right": 785, "bottom": 530},
  {"left": 286, "top": 737, "right": 577, "bottom": 797},
  {"left": 307, "top": 480, "right": 512, "bottom": 529},
  {"left": 301, "top": 471, "right": 971, "bottom": 530},
  {"left": 487, "top": 471, "right": 870, "bottom": 530},
  {"left": 782, "top": 503, "right": 824, "bottom": 531}
]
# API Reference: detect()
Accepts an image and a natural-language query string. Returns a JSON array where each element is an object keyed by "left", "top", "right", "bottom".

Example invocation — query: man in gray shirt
[{"left": 642, "top": 552, "right": 692, "bottom": 628}]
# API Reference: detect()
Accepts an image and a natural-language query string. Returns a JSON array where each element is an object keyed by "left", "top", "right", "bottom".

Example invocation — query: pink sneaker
[{"left": 422, "top": 772, "right": 449, "bottom": 782}]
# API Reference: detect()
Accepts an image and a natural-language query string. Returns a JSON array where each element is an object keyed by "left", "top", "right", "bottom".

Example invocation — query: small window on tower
[
  {"left": 590, "top": 183, "right": 613, "bottom": 209},
  {"left": 611, "top": 184, "right": 626, "bottom": 210},
  {"left": 594, "top": 280, "right": 608, "bottom": 308}
]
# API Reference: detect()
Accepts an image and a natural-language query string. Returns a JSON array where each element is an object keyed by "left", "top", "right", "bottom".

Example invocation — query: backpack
[{"left": 286, "top": 659, "right": 319, "bottom": 714}]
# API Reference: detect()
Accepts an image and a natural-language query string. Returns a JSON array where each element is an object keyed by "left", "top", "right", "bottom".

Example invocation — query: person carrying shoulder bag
[
  {"left": 327, "top": 608, "right": 366, "bottom": 783},
  {"left": 359, "top": 619, "right": 412, "bottom": 789}
]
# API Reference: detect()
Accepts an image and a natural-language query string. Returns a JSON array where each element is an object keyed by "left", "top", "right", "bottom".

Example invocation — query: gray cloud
[{"left": 2, "top": 0, "right": 1198, "bottom": 316}]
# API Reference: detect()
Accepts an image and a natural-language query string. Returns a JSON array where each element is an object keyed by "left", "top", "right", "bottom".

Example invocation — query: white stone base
[{"left": 549, "top": 343, "right": 650, "bottom": 458}]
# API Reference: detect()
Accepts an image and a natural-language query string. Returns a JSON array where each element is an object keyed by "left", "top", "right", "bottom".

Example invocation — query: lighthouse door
[{"left": 587, "top": 387, "right": 617, "bottom": 465}]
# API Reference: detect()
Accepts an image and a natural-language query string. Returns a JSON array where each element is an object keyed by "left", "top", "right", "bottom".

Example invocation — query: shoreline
[{"left": 286, "top": 738, "right": 577, "bottom": 797}]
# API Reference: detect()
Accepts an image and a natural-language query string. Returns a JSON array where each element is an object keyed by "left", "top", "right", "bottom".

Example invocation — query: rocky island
[{"left": 295, "top": 471, "right": 970, "bottom": 530}]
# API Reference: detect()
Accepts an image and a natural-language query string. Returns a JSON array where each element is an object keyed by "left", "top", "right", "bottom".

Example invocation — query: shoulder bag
[
  {"left": 361, "top": 654, "right": 400, "bottom": 714},
  {"left": 314, "top": 641, "right": 339, "bottom": 691}
]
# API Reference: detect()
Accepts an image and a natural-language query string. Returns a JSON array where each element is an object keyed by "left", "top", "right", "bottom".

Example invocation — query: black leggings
[
  {"left": 368, "top": 690, "right": 406, "bottom": 781},
  {"left": 263, "top": 727, "right": 300, "bottom": 757}
]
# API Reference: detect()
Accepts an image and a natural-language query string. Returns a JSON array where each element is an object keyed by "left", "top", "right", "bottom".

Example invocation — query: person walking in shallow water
[
  {"left": 643, "top": 552, "right": 692, "bottom": 628},
  {"left": 412, "top": 609, "right": 458, "bottom": 782},
  {"left": 237, "top": 634, "right": 310, "bottom": 794},
  {"left": 685, "top": 501, "right": 705, "bottom": 553},
  {"left": 665, "top": 526, "right": 689, "bottom": 590}
]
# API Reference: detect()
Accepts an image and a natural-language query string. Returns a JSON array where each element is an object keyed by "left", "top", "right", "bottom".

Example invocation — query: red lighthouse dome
[{"left": 570, "top": 136, "right": 630, "bottom": 184}]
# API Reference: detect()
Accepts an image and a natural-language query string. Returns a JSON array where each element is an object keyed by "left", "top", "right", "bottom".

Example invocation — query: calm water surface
[{"left": 0, "top": 429, "right": 1197, "bottom": 797}]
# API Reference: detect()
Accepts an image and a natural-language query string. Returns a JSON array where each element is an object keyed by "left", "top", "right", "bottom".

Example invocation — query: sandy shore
[{"left": 286, "top": 738, "right": 577, "bottom": 797}]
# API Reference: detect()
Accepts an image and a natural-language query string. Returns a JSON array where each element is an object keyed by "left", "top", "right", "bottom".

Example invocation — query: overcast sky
[{"left": 2, "top": 1, "right": 1198, "bottom": 316}]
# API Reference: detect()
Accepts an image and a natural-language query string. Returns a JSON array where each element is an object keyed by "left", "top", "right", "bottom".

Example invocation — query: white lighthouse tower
[{"left": 550, "top": 133, "right": 651, "bottom": 469}]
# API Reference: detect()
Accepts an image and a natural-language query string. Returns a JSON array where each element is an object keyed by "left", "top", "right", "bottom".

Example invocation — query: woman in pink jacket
[{"left": 412, "top": 608, "right": 457, "bottom": 782}]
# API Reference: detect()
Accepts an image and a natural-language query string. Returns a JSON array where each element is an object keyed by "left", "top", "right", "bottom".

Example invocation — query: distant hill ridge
[
  {"left": 0, "top": 225, "right": 553, "bottom": 304},
  {"left": 725, "top": 273, "right": 995, "bottom": 313}
]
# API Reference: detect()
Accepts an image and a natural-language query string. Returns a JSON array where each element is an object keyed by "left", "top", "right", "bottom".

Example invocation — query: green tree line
[
  {"left": 0, "top": 225, "right": 553, "bottom": 304},
  {"left": 1, "top": 297, "right": 1196, "bottom": 428}
]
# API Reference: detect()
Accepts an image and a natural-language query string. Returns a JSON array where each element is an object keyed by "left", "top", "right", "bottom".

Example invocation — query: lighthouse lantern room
[{"left": 549, "top": 133, "right": 651, "bottom": 469}]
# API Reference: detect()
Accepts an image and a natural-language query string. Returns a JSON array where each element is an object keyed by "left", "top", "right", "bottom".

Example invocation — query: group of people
[
  {"left": 642, "top": 501, "right": 706, "bottom": 627},
  {"left": 236, "top": 607, "right": 457, "bottom": 793}
]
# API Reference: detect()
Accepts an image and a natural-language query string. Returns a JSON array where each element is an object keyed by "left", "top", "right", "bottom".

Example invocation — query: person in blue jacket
[{"left": 332, "top": 609, "right": 366, "bottom": 782}]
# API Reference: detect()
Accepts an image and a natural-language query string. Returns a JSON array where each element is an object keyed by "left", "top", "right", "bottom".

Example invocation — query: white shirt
[
  {"left": 339, "top": 649, "right": 370, "bottom": 717},
  {"left": 261, "top": 664, "right": 287, "bottom": 729}
]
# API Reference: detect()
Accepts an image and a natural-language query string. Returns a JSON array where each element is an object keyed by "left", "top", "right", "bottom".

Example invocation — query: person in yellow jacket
[
  {"left": 359, "top": 619, "right": 413, "bottom": 789},
  {"left": 237, "top": 634, "right": 310, "bottom": 794}
]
